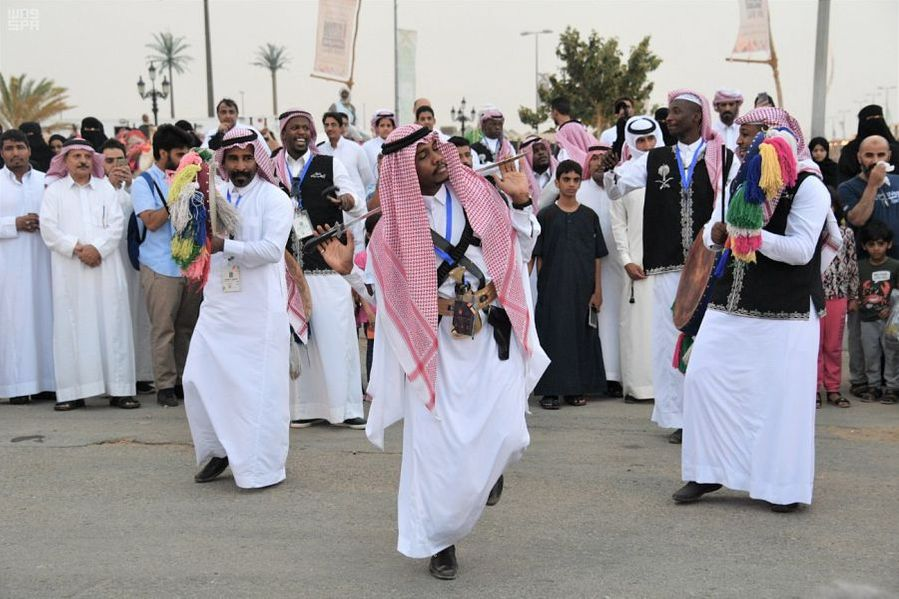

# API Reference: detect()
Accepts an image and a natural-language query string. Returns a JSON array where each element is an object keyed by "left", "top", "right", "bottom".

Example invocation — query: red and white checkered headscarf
[
  {"left": 520, "top": 136, "right": 557, "bottom": 200},
  {"left": 45, "top": 138, "right": 106, "bottom": 185},
  {"left": 668, "top": 88, "right": 725, "bottom": 197},
  {"left": 735, "top": 107, "right": 813, "bottom": 162},
  {"left": 214, "top": 127, "right": 277, "bottom": 185},
  {"left": 479, "top": 108, "right": 515, "bottom": 162},
  {"left": 713, "top": 88, "right": 744, "bottom": 106},
  {"left": 581, "top": 144, "right": 612, "bottom": 182},
  {"left": 368, "top": 125, "right": 532, "bottom": 411},
  {"left": 555, "top": 119, "right": 600, "bottom": 167},
  {"left": 273, "top": 109, "right": 317, "bottom": 188}
]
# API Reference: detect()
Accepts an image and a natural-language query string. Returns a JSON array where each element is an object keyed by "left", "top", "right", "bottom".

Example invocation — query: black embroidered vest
[
  {"left": 643, "top": 146, "right": 718, "bottom": 275},
  {"left": 470, "top": 141, "right": 494, "bottom": 165},
  {"left": 277, "top": 152, "right": 341, "bottom": 272},
  {"left": 709, "top": 172, "right": 825, "bottom": 320}
]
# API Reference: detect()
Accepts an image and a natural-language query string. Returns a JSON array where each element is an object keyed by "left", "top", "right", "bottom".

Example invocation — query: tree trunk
[
  {"left": 271, "top": 70, "right": 278, "bottom": 115},
  {"left": 168, "top": 64, "right": 175, "bottom": 119}
]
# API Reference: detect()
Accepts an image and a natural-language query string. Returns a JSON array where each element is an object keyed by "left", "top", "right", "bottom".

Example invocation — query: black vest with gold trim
[{"left": 709, "top": 172, "right": 825, "bottom": 320}]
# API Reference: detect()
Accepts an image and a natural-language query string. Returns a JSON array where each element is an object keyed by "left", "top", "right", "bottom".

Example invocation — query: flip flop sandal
[
  {"left": 826, "top": 392, "right": 850, "bottom": 408},
  {"left": 565, "top": 396, "right": 587, "bottom": 407},
  {"left": 539, "top": 396, "right": 560, "bottom": 410}
]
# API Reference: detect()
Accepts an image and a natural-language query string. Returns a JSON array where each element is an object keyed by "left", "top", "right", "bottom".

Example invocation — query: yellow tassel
[
  {"left": 171, "top": 237, "right": 194, "bottom": 261},
  {"left": 167, "top": 164, "right": 201, "bottom": 205},
  {"left": 758, "top": 144, "right": 783, "bottom": 201}
]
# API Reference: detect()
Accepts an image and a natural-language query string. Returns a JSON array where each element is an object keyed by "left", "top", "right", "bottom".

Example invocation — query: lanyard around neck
[{"left": 675, "top": 141, "right": 706, "bottom": 190}]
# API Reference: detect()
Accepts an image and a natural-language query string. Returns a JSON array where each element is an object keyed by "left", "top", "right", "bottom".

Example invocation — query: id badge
[
  {"left": 223, "top": 263, "right": 241, "bottom": 292},
  {"left": 293, "top": 209, "right": 315, "bottom": 240}
]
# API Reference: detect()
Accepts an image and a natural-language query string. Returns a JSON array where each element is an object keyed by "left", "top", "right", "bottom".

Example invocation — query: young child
[
  {"left": 856, "top": 219, "right": 899, "bottom": 404},
  {"left": 532, "top": 160, "right": 607, "bottom": 409},
  {"left": 817, "top": 189, "right": 858, "bottom": 408}
]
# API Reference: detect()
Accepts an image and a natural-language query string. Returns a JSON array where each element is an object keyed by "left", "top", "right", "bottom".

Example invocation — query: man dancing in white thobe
[
  {"left": 317, "top": 125, "right": 548, "bottom": 580},
  {"left": 40, "top": 138, "right": 138, "bottom": 411},
  {"left": 673, "top": 108, "right": 833, "bottom": 512},
  {"left": 183, "top": 128, "right": 293, "bottom": 488}
]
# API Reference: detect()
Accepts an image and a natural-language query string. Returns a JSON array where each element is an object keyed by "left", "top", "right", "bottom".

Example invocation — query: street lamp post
[
  {"left": 137, "top": 62, "right": 170, "bottom": 126},
  {"left": 450, "top": 98, "right": 477, "bottom": 136},
  {"left": 520, "top": 29, "right": 553, "bottom": 111}
]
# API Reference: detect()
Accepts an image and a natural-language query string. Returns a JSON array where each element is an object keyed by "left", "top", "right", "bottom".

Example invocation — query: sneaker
[
  {"left": 860, "top": 387, "right": 882, "bottom": 403},
  {"left": 336, "top": 417, "right": 367, "bottom": 429},
  {"left": 156, "top": 388, "right": 179, "bottom": 407},
  {"left": 881, "top": 389, "right": 899, "bottom": 405},
  {"left": 290, "top": 418, "right": 327, "bottom": 429}
]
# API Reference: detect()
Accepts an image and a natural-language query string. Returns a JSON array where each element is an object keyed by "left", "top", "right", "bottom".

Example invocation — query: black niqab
[{"left": 18, "top": 121, "right": 52, "bottom": 172}]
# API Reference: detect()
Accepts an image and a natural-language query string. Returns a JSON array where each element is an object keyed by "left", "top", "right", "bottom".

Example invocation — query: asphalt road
[{"left": 1, "top": 389, "right": 898, "bottom": 599}]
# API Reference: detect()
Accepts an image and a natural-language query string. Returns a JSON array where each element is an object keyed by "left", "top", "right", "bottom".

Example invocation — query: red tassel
[{"left": 672, "top": 332, "right": 685, "bottom": 368}]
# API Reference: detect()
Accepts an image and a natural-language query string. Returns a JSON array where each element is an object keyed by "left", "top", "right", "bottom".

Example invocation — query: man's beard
[
  {"left": 164, "top": 157, "right": 179, "bottom": 170},
  {"left": 230, "top": 170, "right": 254, "bottom": 186},
  {"left": 720, "top": 112, "right": 735, "bottom": 126}
]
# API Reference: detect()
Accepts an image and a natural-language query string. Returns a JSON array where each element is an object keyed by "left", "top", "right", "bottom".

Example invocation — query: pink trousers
[{"left": 818, "top": 297, "right": 848, "bottom": 392}]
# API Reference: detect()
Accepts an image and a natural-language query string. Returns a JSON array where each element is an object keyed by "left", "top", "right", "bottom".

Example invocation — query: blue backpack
[{"left": 127, "top": 172, "right": 167, "bottom": 271}]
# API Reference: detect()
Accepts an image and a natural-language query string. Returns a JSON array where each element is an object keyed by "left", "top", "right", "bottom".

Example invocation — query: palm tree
[
  {"left": 0, "top": 73, "right": 73, "bottom": 129},
  {"left": 146, "top": 31, "right": 192, "bottom": 119},
  {"left": 252, "top": 44, "right": 290, "bottom": 115}
]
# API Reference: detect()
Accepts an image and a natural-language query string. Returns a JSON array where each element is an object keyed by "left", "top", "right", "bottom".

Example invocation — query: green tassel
[{"left": 726, "top": 185, "right": 764, "bottom": 230}]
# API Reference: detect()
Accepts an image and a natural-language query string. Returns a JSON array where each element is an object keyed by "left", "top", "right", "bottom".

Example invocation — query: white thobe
[
  {"left": 317, "top": 136, "right": 374, "bottom": 202},
  {"left": 362, "top": 136, "right": 385, "bottom": 178},
  {"left": 114, "top": 186, "right": 154, "bottom": 382},
  {"left": 40, "top": 176, "right": 135, "bottom": 401},
  {"left": 609, "top": 186, "right": 654, "bottom": 400},
  {"left": 0, "top": 167, "right": 55, "bottom": 397},
  {"left": 288, "top": 150, "right": 367, "bottom": 424},
  {"left": 712, "top": 120, "right": 739, "bottom": 152},
  {"left": 606, "top": 139, "right": 740, "bottom": 428},
  {"left": 578, "top": 179, "right": 622, "bottom": 382},
  {"left": 183, "top": 176, "right": 293, "bottom": 489},
  {"left": 683, "top": 175, "right": 830, "bottom": 505},
  {"left": 599, "top": 125, "right": 617, "bottom": 147},
  {"left": 363, "top": 183, "right": 548, "bottom": 558}
]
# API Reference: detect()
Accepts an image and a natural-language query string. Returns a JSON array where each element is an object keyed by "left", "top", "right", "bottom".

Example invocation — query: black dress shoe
[
  {"left": 109, "top": 396, "right": 141, "bottom": 409},
  {"left": 136, "top": 381, "right": 155, "bottom": 394},
  {"left": 174, "top": 384, "right": 184, "bottom": 400},
  {"left": 194, "top": 456, "right": 229, "bottom": 483},
  {"left": 9, "top": 396, "right": 31, "bottom": 405},
  {"left": 429, "top": 545, "right": 457, "bottom": 580},
  {"left": 672, "top": 481, "right": 723, "bottom": 503},
  {"left": 486, "top": 475, "right": 504, "bottom": 506},
  {"left": 770, "top": 502, "right": 799, "bottom": 513},
  {"left": 606, "top": 381, "right": 623, "bottom": 398},
  {"left": 624, "top": 394, "right": 653, "bottom": 404},
  {"left": 54, "top": 399, "right": 85, "bottom": 412},
  {"left": 668, "top": 428, "right": 683, "bottom": 444},
  {"left": 32, "top": 391, "right": 56, "bottom": 401},
  {"left": 157, "top": 388, "right": 179, "bottom": 407}
]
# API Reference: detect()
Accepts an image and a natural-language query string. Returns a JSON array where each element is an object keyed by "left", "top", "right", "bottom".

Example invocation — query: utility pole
[
  {"left": 811, "top": 0, "right": 830, "bottom": 137},
  {"left": 394, "top": 0, "right": 399, "bottom": 121},
  {"left": 204, "top": 0, "right": 214, "bottom": 117}
]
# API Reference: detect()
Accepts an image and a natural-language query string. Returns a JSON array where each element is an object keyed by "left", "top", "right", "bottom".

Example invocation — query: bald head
[
  {"left": 858, "top": 135, "right": 892, "bottom": 176},
  {"left": 413, "top": 98, "right": 432, "bottom": 112}
]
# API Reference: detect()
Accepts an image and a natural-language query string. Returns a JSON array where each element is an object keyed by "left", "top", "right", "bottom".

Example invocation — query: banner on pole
[
  {"left": 311, "top": 0, "right": 362, "bottom": 84},
  {"left": 731, "top": 0, "right": 771, "bottom": 58},
  {"left": 396, "top": 29, "right": 417, "bottom": 124}
]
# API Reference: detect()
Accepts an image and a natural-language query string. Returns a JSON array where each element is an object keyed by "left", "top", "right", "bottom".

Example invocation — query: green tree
[
  {"left": 522, "top": 28, "right": 661, "bottom": 132},
  {"left": 252, "top": 44, "right": 290, "bottom": 115},
  {"left": 0, "top": 73, "right": 73, "bottom": 129},
  {"left": 518, "top": 106, "right": 550, "bottom": 132},
  {"left": 146, "top": 31, "right": 193, "bottom": 119}
]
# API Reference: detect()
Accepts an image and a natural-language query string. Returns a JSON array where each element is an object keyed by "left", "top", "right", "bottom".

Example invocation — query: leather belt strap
[{"left": 437, "top": 281, "right": 497, "bottom": 317}]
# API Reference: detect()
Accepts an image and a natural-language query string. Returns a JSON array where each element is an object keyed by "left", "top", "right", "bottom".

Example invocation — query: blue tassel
[
  {"left": 713, "top": 249, "right": 731, "bottom": 278},
  {"left": 745, "top": 155, "right": 766, "bottom": 204}
]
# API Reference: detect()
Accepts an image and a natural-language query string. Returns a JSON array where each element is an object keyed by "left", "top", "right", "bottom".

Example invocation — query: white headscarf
[{"left": 621, "top": 115, "right": 661, "bottom": 163}]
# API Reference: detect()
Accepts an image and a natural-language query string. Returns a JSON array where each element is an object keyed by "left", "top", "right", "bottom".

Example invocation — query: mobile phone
[
  {"left": 115, "top": 157, "right": 128, "bottom": 167},
  {"left": 588, "top": 307, "right": 599, "bottom": 329}
]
